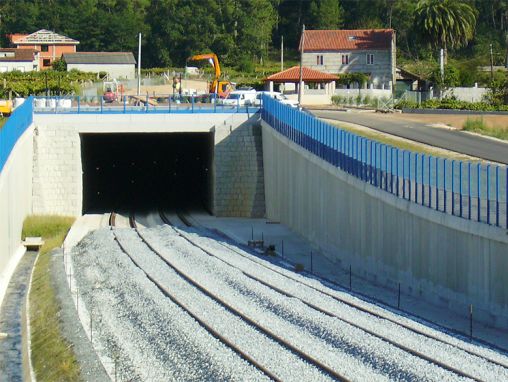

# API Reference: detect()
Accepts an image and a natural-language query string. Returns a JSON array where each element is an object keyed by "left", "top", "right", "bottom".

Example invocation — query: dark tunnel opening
[{"left": 81, "top": 133, "right": 214, "bottom": 214}]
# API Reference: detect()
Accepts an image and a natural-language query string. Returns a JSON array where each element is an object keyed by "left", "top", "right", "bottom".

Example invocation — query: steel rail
[
  {"left": 132, "top": 214, "right": 350, "bottom": 381},
  {"left": 160, "top": 211, "right": 502, "bottom": 381},
  {"left": 173, "top": 211, "right": 508, "bottom": 369},
  {"left": 109, "top": 214, "right": 281, "bottom": 382}
]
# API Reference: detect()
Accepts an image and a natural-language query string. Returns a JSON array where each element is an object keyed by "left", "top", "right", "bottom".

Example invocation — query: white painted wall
[
  {"left": 443, "top": 87, "right": 489, "bottom": 103},
  {"left": 0, "top": 61, "right": 36, "bottom": 73},
  {"left": 0, "top": 125, "right": 34, "bottom": 308},
  {"left": 67, "top": 63, "right": 135, "bottom": 79},
  {"left": 262, "top": 121, "right": 508, "bottom": 329}
]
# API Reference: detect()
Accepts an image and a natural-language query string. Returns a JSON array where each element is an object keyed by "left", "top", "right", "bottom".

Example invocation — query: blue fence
[
  {"left": 0, "top": 97, "right": 33, "bottom": 173},
  {"left": 32, "top": 95, "right": 259, "bottom": 114},
  {"left": 261, "top": 95, "right": 508, "bottom": 229}
]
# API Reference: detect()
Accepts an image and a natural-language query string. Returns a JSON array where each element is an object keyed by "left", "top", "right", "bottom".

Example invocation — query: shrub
[{"left": 295, "top": 263, "right": 305, "bottom": 272}]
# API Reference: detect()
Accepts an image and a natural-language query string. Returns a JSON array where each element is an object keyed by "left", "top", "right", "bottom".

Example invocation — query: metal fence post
[
  {"left": 408, "top": 153, "right": 412, "bottom": 201},
  {"left": 384, "top": 145, "right": 388, "bottom": 191},
  {"left": 451, "top": 160, "right": 455, "bottom": 215},
  {"left": 459, "top": 161, "right": 463, "bottom": 217},
  {"left": 123, "top": 96, "right": 126, "bottom": 113},
  {"left": 396, "top": 148, "right": 399, "bottom": 196},
  {"left": 486, "top": 164, "right": 491, "bottom": 224},
  {"left": 421, "top": 154, "right": 425, "bottom": 206},
  {"left": 443, "top": 159, "right": 447, "bottom": 213},
  {"left": 495, "top": 166, "right": 499, "bottom": 227},
  {"left": 429, "top": 156, "right": 432, "bottom": 208},
  {"left": 436, "top": 157, "right": 440, "bottom": 211},
  {"left": 402, "top": 151, "right": 406, "bottom": 199},
  {"left": 100, "top": 95, "right": 103, "bottom": 113},
  {"left": 468, "top": 162, "right": 472, "bottom": 220},
  {"left": 477, "top": 163, "right": 481, "bottom": 222},
  {"left": 77, "top": 96, "right": 80, "bottom": 114},
  {"left": 415, "top": 153, "right": 418, "bottom": 203}
]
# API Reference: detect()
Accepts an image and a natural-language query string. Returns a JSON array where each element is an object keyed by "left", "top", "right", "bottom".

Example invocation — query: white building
[
  {"left": 0, "top": 48, "right": 39, "bottom": 72},
  {"left": 63, "top": 52, "right": 136, "bottom": 79}
]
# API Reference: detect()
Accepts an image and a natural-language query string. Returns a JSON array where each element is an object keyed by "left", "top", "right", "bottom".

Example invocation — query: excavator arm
[{"left": 188, "top": 53, "right": 221, "bottom": 79}]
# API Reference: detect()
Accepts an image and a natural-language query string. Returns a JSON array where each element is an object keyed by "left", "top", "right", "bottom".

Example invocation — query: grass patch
[
  {"left": 462, "top": 117, "right": 508, "bottom": 141},
  {"left": 325, "top": 119, "right": 476, "bottom": 161},
  {"left": 0, "top": 117, "right": 6, "bottom": 129},
  {"left": 23, "top": 215, "right": 80, "bottom": 382}
]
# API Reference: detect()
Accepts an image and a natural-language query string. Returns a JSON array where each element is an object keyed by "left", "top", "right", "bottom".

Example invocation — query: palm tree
[{"left": 415, "top": 0, "right": 477, "bottom": 63}]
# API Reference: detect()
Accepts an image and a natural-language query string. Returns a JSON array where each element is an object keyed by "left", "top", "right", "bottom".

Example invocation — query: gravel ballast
[{"left": 69, "top": 224, "right": 508, "bottom": 381}]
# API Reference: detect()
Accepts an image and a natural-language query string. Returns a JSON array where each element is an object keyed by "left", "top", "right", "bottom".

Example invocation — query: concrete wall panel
[
  {"left": 262, "top": 121, "right": 508, "bottom": 328},
  {"left": 0, "top": 125, "right": 33, "bottom": 307}
]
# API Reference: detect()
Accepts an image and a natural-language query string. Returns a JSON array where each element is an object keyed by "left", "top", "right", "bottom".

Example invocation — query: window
[
  {"left": 341, "top": 54, "right": 349, "bottom": 65},
  {"left": 316, "top": 55, "right": 323, "bottom": 65},
  {"left": 367, "top": 54, "right": 374, "bottom": 65},
  {"left": 43, "top": 59, "right": 51, "bottom": 67},
  {"left": 41, "top": 45, "right": 49, "bottom": 52}
]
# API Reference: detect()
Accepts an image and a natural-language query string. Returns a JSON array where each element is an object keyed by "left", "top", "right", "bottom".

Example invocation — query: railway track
[
  {"left": 156, "top": 210, "right": 508, "bottom": 381},
  {"left": 111, "top": 212, "right": 348, "bottom": 381}
]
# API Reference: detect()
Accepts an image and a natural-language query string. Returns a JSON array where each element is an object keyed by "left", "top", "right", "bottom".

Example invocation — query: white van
[
  {"left": 254, "top": 91, "right": 299, "bottom": 108},
  {"left": 220, "top": 89, "right": 257, "bottom": 106}
]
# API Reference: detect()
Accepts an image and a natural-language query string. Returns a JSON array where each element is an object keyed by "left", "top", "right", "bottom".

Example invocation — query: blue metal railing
[
  {"left": 0, "top": 97, "right": 33, "bottom": 173},
  {"left": 32, "top": 95, "right": 259, "bottom": 114},
  {"left": 261, "top": 95, "right": 508, "bottom": 229}
]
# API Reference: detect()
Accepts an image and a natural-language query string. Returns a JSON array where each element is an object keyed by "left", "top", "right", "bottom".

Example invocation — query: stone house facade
[{"left": 300, "top": 29, "right": 396, "bottom": 91}]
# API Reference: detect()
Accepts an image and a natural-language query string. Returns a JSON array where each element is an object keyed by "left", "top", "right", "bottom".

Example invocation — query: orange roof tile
[
  {"left": 300, "top": 29, "right": 394, "bottom": 51},
  {"left": 265, "top": 66, "right": 339, "bottom": 82}
]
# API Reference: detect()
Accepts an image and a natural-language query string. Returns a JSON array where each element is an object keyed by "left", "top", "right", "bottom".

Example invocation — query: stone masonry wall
[
  {"left": 214, "top": 115, "right": 265, "bottom": 217},
  {"left": 32, "top": 124, "right": 82, "bottom": 216}
]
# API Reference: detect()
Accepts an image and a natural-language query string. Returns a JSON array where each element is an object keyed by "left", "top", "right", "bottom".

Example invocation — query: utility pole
[
  {"left": 298, "top": 24, "right": 305, "bottom": 106},
  {"left": 137, "top": 33, "right": 141, "bottom": 96},
  {"left": 280, "top": 36, "right": 284, "bottom": 72},
  {"left": 490, "top": 43, "right": 494, "bottom": 82}
]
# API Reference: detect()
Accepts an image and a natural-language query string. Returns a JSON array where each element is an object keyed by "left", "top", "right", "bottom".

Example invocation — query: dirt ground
[
  {"left": 124, "top": 79, "right": 209, "bottom": 96},
  {"left": 386, "top": 112, "right": 508, "bottom": 130}
]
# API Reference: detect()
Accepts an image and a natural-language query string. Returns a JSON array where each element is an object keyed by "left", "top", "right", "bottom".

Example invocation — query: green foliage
[
  {"left": 486, "top": 71, "right": 508, "bottom": 106},
  {"left": 237, "top": 56, "right": 255, "bottom": 73},
  {"left": 0, "top": 70, "right": 95, "bottom": 97},
  {"left": 463, "top": 117, "right": 508, "bottom": 140},
  {"left": 415, "top": 0, "right": 477, "bottom": 52},
  {"left": 0, "top": 0, "right": 504, "bottom": 83},
  {"left": 430, "top": 64, "right": 461, "bottom": 88},
  {"left": 309, "top": 0, "right": 343, "bottom": 29},
  {"left": 51, "top": 59, "right": 67, "bottom": 72},
  {"left": 337, "top": 73, "right": 370, "bottom": 87},
  {"left": 396, "top": 97, "right": 508, "bottom": 111},
  {"left": 23, "top": 215, "right": 78, "bottom": 382}
]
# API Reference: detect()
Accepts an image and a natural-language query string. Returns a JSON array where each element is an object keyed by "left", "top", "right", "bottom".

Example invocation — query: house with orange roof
[
  {"left": 9, "top": 29, "right": 79, "bottom": 70},
  {"left": 299, "top": 29, "right": 396, "bottom": 91}
]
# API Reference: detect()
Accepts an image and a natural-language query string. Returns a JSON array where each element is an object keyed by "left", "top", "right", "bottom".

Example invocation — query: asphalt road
[{"left": 310, "top": 110, "right": 508, "bottom": 164}]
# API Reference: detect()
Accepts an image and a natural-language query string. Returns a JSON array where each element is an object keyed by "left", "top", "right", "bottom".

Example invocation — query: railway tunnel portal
[{"left": 32, "top": 113, "right": 265, "bottom": 218}]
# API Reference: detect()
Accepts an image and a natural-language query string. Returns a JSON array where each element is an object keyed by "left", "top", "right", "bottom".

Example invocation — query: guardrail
[
  {"left": 32, "top": 95, "right": 259, "bottom": 114},
  {"left": 261, "top": 95, "right": 508, "bottom": 229},
  {"left": 0, "top": 97, "right": 33, "bottom": 173}
]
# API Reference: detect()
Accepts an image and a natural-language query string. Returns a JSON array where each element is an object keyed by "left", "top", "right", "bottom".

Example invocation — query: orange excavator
[{"left": 187, "top": 53, "right": 234, "bottom": 98}]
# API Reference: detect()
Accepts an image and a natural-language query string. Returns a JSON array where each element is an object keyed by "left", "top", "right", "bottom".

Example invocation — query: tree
[
  {"left": 415, "top": 0, "right": 477, "bottom": 63},
  {"left": 309, "top": 0, "right": 343, "bottom": 29},
  {"left": 52, "top": 58, "right": 67, "bottom": 71}
]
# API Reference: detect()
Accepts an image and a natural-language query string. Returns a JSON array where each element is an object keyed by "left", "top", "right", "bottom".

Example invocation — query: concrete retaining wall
[
  {"left": 262, "top": 121, "right": 508, "bottom": 329},
  {"left": 0, "top": 125, "right": 34, "bottom": 307},
  {"left": 214, "top": 116, "right": 265, "bottom": 217}
]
